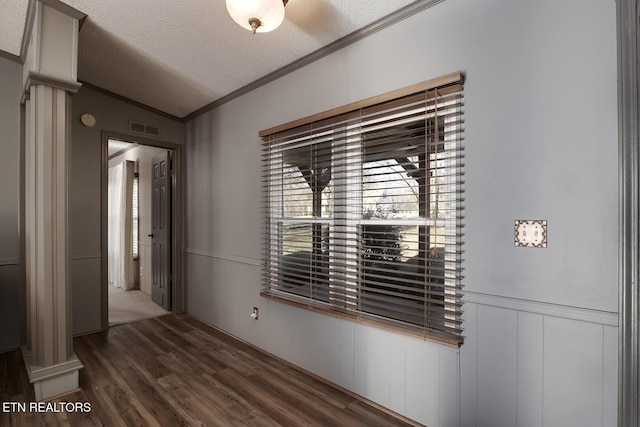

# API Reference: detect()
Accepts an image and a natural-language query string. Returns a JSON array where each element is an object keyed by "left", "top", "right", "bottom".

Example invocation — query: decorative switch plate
[{"left": 514, "top": 220, "right": 547, "bottom": 248}]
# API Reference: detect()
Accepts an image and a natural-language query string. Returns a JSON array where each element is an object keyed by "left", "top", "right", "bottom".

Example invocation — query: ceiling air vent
[{"left": 129, "top": 120, "right": 160, "bottom": 137}]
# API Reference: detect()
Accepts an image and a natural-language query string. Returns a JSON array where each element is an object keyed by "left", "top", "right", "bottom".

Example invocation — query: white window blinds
[{"left": 260, "top": 71, "right": 464, "bottom": 346}]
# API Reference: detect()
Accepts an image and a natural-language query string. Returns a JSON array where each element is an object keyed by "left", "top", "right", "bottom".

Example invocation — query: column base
[{"left": 21, "top": 346, "right": 84, "bottom": 400}]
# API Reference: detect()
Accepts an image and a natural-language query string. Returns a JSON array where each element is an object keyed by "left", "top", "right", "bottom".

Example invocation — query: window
[{"left": 260, "top": 72, "right": 464, "bottom": 346}]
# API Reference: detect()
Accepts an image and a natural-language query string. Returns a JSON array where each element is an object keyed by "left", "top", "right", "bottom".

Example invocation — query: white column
[{"left": 21, "top": 0, "right": 85, "bottom": 401}]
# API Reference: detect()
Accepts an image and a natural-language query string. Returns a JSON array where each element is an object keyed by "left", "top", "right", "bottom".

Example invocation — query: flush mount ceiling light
[{"left": 226, "top": 0, "right": 288, "bottom": 34}]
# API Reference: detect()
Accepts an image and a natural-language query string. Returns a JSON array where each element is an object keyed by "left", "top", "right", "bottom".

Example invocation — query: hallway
[{"left": 108, "top": 284, "right": 168, "bottom": 326}]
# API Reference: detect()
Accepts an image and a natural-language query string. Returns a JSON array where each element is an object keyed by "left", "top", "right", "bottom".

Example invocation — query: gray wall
[
  {"left": 71, "top": 85, "right": 183, "bottom": 335},
  {"left": 183, "top": 0, "right": 618, "bottom": 425},
  {"left": 0, "top": 57, "right": 23, "bottom": 352}
]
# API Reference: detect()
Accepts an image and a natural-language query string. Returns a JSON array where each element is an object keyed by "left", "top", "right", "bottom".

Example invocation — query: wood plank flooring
[{"left": 0, "top": 314, "right": 417, "bottom": 426}]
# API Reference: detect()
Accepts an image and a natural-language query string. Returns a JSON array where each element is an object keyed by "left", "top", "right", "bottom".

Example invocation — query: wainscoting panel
[
  {"left": 287, "top": 302, "right": 320, "bottom": 371},
  {"left": 313, "top": 313, "right": 355, "bottom": 392},
  {"left": 184, "top": 249, "right": 262, "bottom": 340},
  {"left": 460, "top": 301, "right": 478, "bottom": 427},
  {"left": 0, "top": 263, "right": 22, "bottom": 352},
  {"left": 388, "top": 331, "right": 407, "bottom": 415},
  {"left": 71, "top": 256, "right": 102, "bottom": 335},
  {"left": 263, "top": 296, "right": 293, "bottom": 362},
  {"left": 543, "top": 317, "right": 604, "bottom": 426},
  {"left": 603, "top": 325, "right": 618, "bottom": 423},
  {"left": 516, "top": 311, "right": 544, "bottom": 427},
  {"left": 461, "top": 297, "right": 618, "bottom": 427},
  {"left": 184, "top": 252, "right": 215, "bottom": 323},
  {"left": 477, "top": 305, "right": 518, "bottom": 426},
  {"left": 352, "top": 323, "right": 402, "bottom": 411},
  {"left": 439, "top": 344, "right": 460, "bottom": 427},
  {"left": 404, "top": 335, "right": 443, "bottom": 425}
]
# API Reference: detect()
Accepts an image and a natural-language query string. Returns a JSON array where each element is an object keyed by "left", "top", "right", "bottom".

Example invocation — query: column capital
[
  {"left": 22, "top": 1, "right": 83, "bottom": 94},
  {"left": 21, "top": 70, "right": 82, "bottom": 103}
]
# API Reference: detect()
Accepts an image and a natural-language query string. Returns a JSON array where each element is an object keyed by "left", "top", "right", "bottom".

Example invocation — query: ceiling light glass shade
[{"left": 226, "top": 0, "right": 285, "bottom": 34}]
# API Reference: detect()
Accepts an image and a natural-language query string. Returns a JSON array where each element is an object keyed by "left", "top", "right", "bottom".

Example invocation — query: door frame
[
  {"left": 100, "top": 130, "right": 183, "bottom": 331},
  {"left": 617, "top": 0, "right": 640, "bottom": 424}
]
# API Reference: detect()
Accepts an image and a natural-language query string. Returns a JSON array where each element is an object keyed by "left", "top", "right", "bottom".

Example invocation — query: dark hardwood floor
[{"left": 0, "top": 314, "right": 417, "bottom": 426}]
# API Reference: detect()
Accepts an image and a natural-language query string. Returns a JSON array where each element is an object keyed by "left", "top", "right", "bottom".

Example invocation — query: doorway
[{"left": 101, "top": 133, "right": 183, "bottom": 330}]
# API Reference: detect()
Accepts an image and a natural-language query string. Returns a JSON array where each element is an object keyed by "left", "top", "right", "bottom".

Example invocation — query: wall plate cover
[{"left": 514, "top": 220, "right": 547, "bottom": 248}]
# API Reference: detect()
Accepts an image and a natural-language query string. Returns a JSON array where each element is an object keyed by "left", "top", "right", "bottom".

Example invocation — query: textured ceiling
[
  {"left": 0, "top": 0, "right": 29, "bottom": 55},
  {"left": 1, "top": 0, "right": 420, "bottom": 118}
]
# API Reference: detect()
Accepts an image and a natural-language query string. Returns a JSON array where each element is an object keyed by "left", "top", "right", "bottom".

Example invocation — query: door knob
[{"left": 148, "top": 233, "right": 154, "bottom": 238}]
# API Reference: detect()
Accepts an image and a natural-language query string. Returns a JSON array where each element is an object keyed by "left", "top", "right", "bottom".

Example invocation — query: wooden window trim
[{"left": 259, "top": 71, "right": 462, "bottom": 137}]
